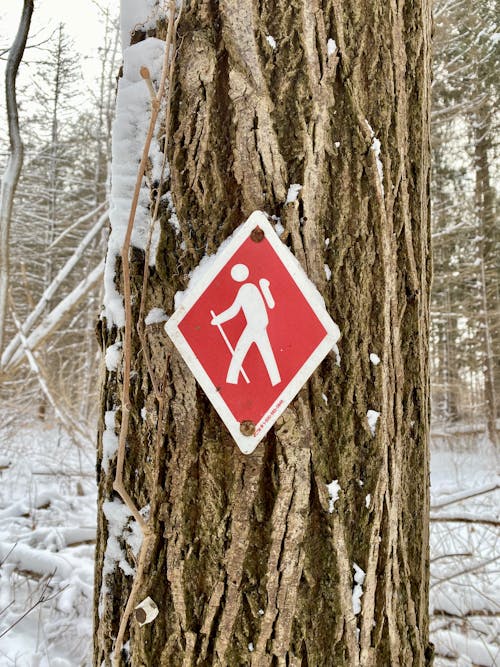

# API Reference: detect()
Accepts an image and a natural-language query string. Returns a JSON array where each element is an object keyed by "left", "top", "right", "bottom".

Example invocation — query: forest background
[{"left": 0, "top": 0, "right": 498, "bottom": 665}]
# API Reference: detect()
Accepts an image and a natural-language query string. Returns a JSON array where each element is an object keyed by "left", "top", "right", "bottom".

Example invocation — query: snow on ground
[
  {"left": 0, "top": 426, "right": 96, "bottom": 666},
  {"left": 430, "top": 437, "right": 499, "bottom": 666},
  {"left": 0, "top": 425, "right": 498, "bottom": 665}
]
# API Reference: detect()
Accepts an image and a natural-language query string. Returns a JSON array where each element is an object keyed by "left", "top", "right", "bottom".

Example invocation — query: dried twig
[
  {"left": 430, "top": 515, "right": 499, "bottom": 528},
  {"left": 430, "top": 483, "right": 499, "bottom": 510},
  {"left": 430, "top": 555, "right": 499, "bottom": 589},
  {"left": 0, "top": 573, "right": 66, "bottom": 640},
  {"left": 0, "top": 542, "right": 17, "bottom": 568},
  {"left": 137, "top": 2, "right": 183, "bottom": 401}
]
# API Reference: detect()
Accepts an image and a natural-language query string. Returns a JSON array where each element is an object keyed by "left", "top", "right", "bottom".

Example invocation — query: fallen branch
[
  {"left": 430, "top": 515, "right": 499, "bottom": 528},
  {"left": 433, "top": 609, "right": 500, "bottom": 618},
  {"left": 2, "top": 208, "right": 107, "bottom": 367},
  {"left": 5, "top": 261, "right": 104, "bottom": 372},
  {"left": 49, "top": 201, "right": 107, "bottom": 249},
  {"left": 9, "top": 307, "right": 91, "bottom": 450},
  {"left": 0, "top": 540, "right": 75, "bottom": 581}
]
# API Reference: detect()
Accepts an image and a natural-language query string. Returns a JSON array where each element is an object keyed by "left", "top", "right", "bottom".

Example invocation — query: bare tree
[
  {"left": 431, "top": 0, "right": 499, "bottom": 435},
  {"left": 0, "top": 0, "right": 33, "bottom": 355}
]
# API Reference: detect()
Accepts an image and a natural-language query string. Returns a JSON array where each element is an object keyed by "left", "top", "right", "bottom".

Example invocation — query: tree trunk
[
  {"left": 474, "top": 104, "right": 498, "bottom": 446},
  {"left": 94, "top": 1, "right": 433, "bottom": 665},
  {"left": 0, "top": 0, "right": 34, "bottom": 358}
]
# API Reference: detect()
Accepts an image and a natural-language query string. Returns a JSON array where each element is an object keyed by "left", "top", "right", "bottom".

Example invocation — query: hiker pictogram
[
  {"left": 165, "top": 211, "right": 340, "bottom": 453},
  {"left": 210, "top": 263, "right": 281, "bottom": 386}
]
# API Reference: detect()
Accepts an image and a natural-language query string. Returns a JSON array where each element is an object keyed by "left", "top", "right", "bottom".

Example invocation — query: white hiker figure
[{"left": 211, "top": 263, "right": 281, "bottom": 386}]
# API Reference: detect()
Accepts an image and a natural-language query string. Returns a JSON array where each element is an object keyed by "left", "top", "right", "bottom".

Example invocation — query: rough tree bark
[{"left": 94, "top": 1, "right": 433, "bottom": 665}]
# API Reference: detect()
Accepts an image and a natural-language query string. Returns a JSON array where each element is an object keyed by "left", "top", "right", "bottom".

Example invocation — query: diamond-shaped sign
[{"left": 165, "top": 211, "right": 340, "bottom": 453}]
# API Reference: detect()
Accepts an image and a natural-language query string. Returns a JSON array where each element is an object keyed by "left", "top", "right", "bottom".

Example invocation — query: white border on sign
[{"left": 165, "top": 211, "right": 340, "bottom": 454}]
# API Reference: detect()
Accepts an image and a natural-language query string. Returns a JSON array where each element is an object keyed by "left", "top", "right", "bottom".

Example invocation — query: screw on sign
[{"left": 165, "top": 211, "right": 340, "bottom": 454}]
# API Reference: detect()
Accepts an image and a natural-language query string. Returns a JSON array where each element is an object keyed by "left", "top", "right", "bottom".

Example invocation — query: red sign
[{"left": 165, "top": 212, "right": 340, "bottom": 453}]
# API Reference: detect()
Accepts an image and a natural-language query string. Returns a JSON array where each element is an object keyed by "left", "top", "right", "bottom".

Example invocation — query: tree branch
[{"left": 0, "top": 0, "right": 34, "bottom": 356}]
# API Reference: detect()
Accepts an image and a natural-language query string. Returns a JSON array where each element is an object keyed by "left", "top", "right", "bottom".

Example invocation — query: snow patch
[
  {"left": 271, "top": 215, "right": 284, "bottom": 236},
  {"left": 369, "top": 352, "right": 380, "bottom": 365},
  {"left": 327, "top": 38, "right": 337, "bottom": 56},
  {"left": 145, "top": 307, "right": 168, "bottom": 325},
  {"left": 120, "top": 0, "right": 164, "bottom": 51},
  {"left": 105, "top": 342, "right": 122, "bottom": 372},
  {"left": 248, "top": 642, "right": 254, "bottom": 652},
  {"left": 266, "top": 35, "right": 277, "bottom": 49},
  {"left": 365, "top": 120, "right": 384, "bottom": 195},
  {"left": 324, "top": 264, "right": 332, "bottom": 281},
  {"left": 102, "top": 499, "right": 136, "bottom": 578},
  {"left": 103, "top": 34, "right": 167, "bottom": 327},
  {"left": 352, "top": 563, "right": 365, "bottom": 615},
  {"left": 326, "top": 480, "right": 341, "bottom": 513},
  {"left": 367, "top": 409, "right": 380, "bottom": 436},
  {"left": 274, "top": 220, "right": 285, "bottom": 236},
  {"left": 432, "top": 629, "right": 498, "bottom": 667},
  {"left": 286, "top": 183, "right": 302, "bottom": 203},
  {"left": 126, "top": 517, "right": 144, "bottom": 558},
  {"left": 164, "top": 190, "right": 180, "bottom": 232},
  {"left": 365, "top": 494, "right": 371, "bottom": 509},
  {"left": 322, "top": 393, "right": 328, "bottom": 405},
  {"left": 102, "top": 410, "right": 118, "bottom": 474}
]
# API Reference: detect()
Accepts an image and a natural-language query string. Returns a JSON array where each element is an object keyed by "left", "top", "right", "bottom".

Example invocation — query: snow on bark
[
  {"left": 104, "top": 35, "right": 166, "bottom": 327},
  {"left": 285, "top": 183, "right": 302, "bottom": 203},
  {"left": 352, "top": 562, "right": 365, "bottom": 615},
  {"left": 265, "top": 35, "right": 277, "bottom": 50},
  {"left": 102, "top": 409, "right": 119, "bottom": 473},
  {"left": 367, "top": 409, "right": 380, "bottom": 436},
  {"left": 102, "top": 499, "right": 136, "bottom": 577},
  {"left": 120, "top": 0, "right": 163, "bottom": 50},
  {"left": 144, "top": 307, "right": 167, "bottom": 325},
  {"left": 365, "top": 120, "right": 385, "bottom": 196},
  {"left": 326, "top": 479, "right": 341, "bottom": 513},
  {"left": 105, "top": 342, "right": 122, "bottom": 372},
  {"left": 327, "top": 38, "right": 337, "bottom": 56}
]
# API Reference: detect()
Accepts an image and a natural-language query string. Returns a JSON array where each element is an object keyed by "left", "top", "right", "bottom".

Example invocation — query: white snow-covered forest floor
[
  {"left": 0, "top": 427, "right": 95, "bottom": 665},
  {"left": 0, "top": 427, "right": 498, "bottom": 666},
  {"left": 430, "top": 439, "right": 499, "bottom": 666}
]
